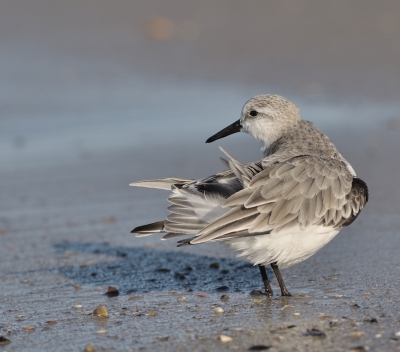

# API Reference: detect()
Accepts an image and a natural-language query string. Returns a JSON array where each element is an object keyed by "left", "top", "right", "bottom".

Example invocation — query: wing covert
[{"left": 191, "top": 155, "right": 365, "bottom": 245}]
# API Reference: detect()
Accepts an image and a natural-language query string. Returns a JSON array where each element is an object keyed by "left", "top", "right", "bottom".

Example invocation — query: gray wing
[
  {"left": 131, "top": 159, "right": 264, "bottom": 238},
  {"left": 162, "top": 160, "right": 263, "bottom": 236},
  {"left": 190, "top": 153, "right": 368, "bottom": 245}
]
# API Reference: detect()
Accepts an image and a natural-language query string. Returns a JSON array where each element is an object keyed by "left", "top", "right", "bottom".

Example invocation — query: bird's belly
[{"left": 225, "top": 225, "right": 340, "bottom": 269}]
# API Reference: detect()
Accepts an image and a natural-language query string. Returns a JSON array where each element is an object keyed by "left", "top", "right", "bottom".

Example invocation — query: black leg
[
  {"left": 258, "top": 264, "right": 273, "bottom": 296},
  {"left": 271, "top": 262, "right": 291, "bottom": 297}
]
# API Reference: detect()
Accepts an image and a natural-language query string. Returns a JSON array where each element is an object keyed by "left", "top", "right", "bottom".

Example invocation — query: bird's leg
[
  {"left": 271, "top": 262, "right": 291, "bottom": 297},
  {"left": 258, "top": 264, "right": 273, "bottom": 296}
]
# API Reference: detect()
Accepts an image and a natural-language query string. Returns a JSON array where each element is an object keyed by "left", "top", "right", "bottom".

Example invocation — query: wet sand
[
  {"left": 1, "top": 123, "right": 400, "bottom": 351},
  {"left": 1, "top": 1, "right": 400, "bottom": 351}
]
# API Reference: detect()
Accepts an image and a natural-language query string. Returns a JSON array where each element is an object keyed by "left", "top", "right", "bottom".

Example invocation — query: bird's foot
[{"left": 264, "top": 290, "right": 274, "bottom": 297}]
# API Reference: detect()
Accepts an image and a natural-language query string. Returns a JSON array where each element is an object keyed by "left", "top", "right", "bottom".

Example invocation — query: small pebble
[
  {"left": 209, "top": 262, "right": 220, "bottom": 269},
  {"left": 248, "top": 346, "right": 272, "bottom": 351},
  {"left": 45, "top": 321, "right": 57, "bottom": 325},
  {"left": 96, "top": 329, "right": 107, "bottom": 334},
  {"left": 0, "top": 336, "right": 11, "bottom": 345},
  {"left": 214, "top": 307, "right": 224, "bottom": 314},
  {"left": 74, "top": 284, "right": 82, "bottom": 290},
  {"left": 17, "top": 314, "right": 25, "bottom": 318},
  {"left": 219, "top": 334, "right": 232, "bottom": 342},
  {"left": 375, "top": 334, "right": 382, "bottom": 338},
  {"left": 250, "top": 290, "right": 263, "bottom": 296},
  {"left": 84, "top": 344, "right": 95, "bottom": 352},
  {"left": 74, "top": 304, "right": 83, "bottom": 309},
  {"left": 349, "top": 347, "right": 369, "bottom": 352},
  {"left": 220, "top": 295, "right": 229, "bottom": 301},
  {"left": 93, "top": 306, "right": 108, "bottom": 317},
  {"left": 177, "top": 297, "right": 187, "bottom": 302},
  {"left": 105, "top": 286, "right": 119, "bottom": 297},
  {"left": 293, "top": 312, "right": 301, "bottom": 316},
  {"left": 352, "top": 331, "right": 365, "bottom": 338},
  {"left": 395, "top": 331, "right": 400, "bottom": 337},
  {"left": 197, "top": 293, "right": 207, "bottom": 298},
  {"left": 216, "top": 285, "right": 229, "bottom": 291},
  {"left": 23, "top": 326, "right": 35, "bottom": 331},
  {"left": 304, "top": 328, "right": 326, "bottom": 338},
  {"left": 147, "top": 311, "right": 157, "bottom": 317},
  {"left": 251, "top": 299, "right": 263, "bottom": 306},
  {"left": 334, "top": 294, "right": 343, "bottom": 298}
]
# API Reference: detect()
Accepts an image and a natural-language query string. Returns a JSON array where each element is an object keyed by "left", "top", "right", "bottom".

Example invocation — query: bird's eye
[{"left": 249, "top": 110, "right": 258, "bottom": 117}]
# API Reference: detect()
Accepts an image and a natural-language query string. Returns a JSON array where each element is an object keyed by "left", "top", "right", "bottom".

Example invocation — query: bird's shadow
[{"left": 54, "top": 241, "right": 268, "bottom": 294}]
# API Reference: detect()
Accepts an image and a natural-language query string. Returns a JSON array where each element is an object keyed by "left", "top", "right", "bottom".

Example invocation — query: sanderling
[{"left": 130, "top": 94, "right": 368, "bottom": 296}]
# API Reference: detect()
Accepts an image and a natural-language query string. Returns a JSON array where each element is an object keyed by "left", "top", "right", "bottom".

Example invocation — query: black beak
[{"left": 205, "top": 119, "right": 242, "bottom": 143}]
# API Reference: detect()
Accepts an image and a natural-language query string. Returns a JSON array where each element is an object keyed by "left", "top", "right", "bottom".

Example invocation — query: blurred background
[
  {"left": 2, "top": 0, "right": 400, "bottom": 243},
  {"left": 1, "top": 3, "right": 400, "bottom": 349},
  {"left": 1, "top": 0, "right": 400, "bottom": 172}
]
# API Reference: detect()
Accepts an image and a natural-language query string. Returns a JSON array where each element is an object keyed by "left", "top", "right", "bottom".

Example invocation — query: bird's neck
[{"left": 261, "top": 120, "right": 339, "bottom": 159}]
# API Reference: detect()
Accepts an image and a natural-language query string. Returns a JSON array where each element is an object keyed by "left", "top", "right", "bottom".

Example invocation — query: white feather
[{"left": 226, "top": 225, "right": 340, "bottom": 269}]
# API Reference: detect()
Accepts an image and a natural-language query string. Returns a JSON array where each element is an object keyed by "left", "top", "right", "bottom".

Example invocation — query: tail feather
[
  {"left": 136, "top": 232, "right": 156, "bottom": 238},
  {"left": 177, "top": 237, "right": 196, "bottom": 247},
  {"left": 131, "top": 220, "right": 165, "bottom": 234},
  {"left": 129, "top": 178, "right": 192, "bottom": 190},
  {"left": 130, "top": 148, "right": 268, "bottom": 246},
  {"left": 161, "top": 233, "right": 190, "bottom": 240},
  {"left": 130, "top": 153, "right": 246, "bottom": 241}
]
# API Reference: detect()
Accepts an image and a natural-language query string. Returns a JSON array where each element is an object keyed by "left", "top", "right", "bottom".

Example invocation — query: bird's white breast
[{"left": 225, "top": 224, "right": 340, "bottom": 269}]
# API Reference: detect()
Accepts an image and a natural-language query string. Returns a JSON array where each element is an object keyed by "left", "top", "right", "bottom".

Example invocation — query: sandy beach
[
  {"left": 2, "top": 118, "right": 400, "bottom": 351},
  {"left": 1, "top": 1, "right": 400, "bottom": 351}
]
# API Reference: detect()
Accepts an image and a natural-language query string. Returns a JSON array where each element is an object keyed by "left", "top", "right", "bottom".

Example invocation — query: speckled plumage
[{"left": 130, "top": 94, "right": 368, "bottom": 293}]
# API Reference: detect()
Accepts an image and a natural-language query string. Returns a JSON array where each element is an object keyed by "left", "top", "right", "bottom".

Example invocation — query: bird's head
[{"left": 206, "top": 94, "right": 301, "bottom": 148}]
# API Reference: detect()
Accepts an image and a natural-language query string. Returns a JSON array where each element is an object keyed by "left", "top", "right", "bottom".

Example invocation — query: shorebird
[{"left": 130, "top": 95, "right": 368, "bottom": 296}]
